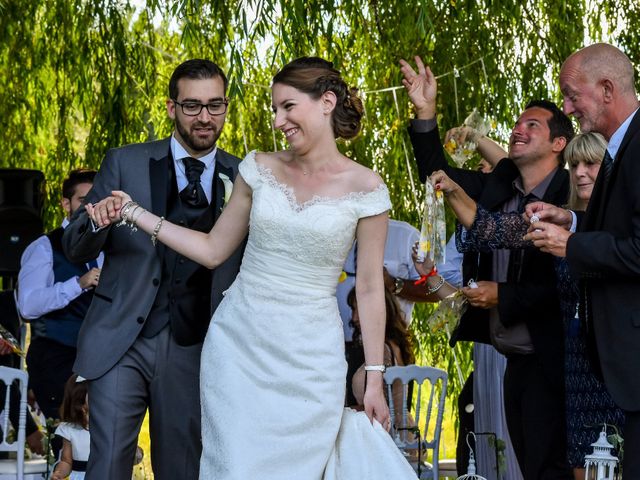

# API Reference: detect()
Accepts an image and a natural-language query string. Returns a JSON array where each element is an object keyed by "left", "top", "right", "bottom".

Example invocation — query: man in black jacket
[{"left": 400, "top": 56, "right": 574, "bottom": 479}]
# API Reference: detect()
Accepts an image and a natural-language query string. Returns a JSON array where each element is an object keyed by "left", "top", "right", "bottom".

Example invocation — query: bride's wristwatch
[{"left": 364, "top": 365, "right": 387, "bottom": 373}]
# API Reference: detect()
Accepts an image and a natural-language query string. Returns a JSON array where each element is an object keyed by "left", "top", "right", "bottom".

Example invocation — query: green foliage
[{"left": 1, "top": 0, "right": 636, "bottom": 407}]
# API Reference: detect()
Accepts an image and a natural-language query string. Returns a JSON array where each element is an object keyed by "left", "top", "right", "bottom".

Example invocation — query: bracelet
[
  {"left": 364, "top": 364, "right": 386, "bottom": 373},
  {"left": 131, "top": 205, "right": 146, "bottom": 225},
  {"left": 151, "top": 217, "right": 164, "bottom": 246},
  {"left": 117, "top": 201, "right": 140, "bottom": 232},
  {"left": 414, "top": 266, "right": 438, "bottom": 286},
  {"left": 425, "top": 275, "right": 445, "bottom": 295}
]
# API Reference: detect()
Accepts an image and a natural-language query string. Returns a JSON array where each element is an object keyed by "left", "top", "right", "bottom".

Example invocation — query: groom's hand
[{"left": 87, "top": 195, "right": 124, "bottom": 228}]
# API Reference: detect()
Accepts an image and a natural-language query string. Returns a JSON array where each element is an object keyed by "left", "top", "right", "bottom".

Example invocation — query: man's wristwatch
[{"left": 393, "top": 277, "right": 404, "bottom": 294}]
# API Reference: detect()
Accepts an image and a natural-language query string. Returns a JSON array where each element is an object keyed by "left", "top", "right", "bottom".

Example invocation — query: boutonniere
[{"left": 218, "top": 172, "right": 233, "bottom": 206}]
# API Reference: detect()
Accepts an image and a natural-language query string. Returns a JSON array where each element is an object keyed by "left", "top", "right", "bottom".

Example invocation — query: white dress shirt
[
  {"left": 17, "top": 219, "right": 104, "bottom": 319},
  {"left": 171, "top": 135, "right": 217, "bottom": 203}
]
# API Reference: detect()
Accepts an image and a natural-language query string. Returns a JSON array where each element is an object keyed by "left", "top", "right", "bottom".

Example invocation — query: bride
[{"left": 89, "top": 57, "right": 416, "bottom": 479}]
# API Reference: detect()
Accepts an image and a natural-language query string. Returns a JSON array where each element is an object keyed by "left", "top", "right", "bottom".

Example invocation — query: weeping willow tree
[{"left": 2, "top": 0, "right": 640, "bottom": 400}]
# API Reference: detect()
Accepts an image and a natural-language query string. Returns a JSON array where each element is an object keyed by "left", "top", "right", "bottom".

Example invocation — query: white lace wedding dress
[{"left": 199, "top": 152, "right": 417, "bottom": 479}]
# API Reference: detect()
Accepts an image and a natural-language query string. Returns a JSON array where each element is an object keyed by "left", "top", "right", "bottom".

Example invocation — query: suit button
[
  {"left": 179, "top": 258, "right": 185, "bottom": 264},
  {"left": 137, "top": 317, "right": 145, "bottom": 324},
  {"left": 179, "top": 220, "right": 185, "bottom": 225},
  {"left": 175, "top": 278, "right": 182, "bottom": 284},
  {"left": 152, "top": 278, "right": 160, "bottom": 286}
]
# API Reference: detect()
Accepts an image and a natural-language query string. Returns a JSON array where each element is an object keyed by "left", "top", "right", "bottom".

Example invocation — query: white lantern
[
  {"left": 584, "top": 429, "right": 619, "bottom": 480},
  {"left": 457, "top": 432, "right": 487, "bottom": 480}
]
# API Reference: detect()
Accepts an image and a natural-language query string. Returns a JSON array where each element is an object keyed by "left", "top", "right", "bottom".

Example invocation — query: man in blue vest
[{"left": 17, "top": 168, "right": 102, "bottom": 420}]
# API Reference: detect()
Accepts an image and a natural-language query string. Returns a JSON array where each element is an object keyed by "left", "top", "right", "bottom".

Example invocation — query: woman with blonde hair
[{"left": 565, "top": 132, "right": 607, "bottom": 210}]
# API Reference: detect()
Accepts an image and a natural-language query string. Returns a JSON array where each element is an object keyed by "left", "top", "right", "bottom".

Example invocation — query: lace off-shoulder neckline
[{"left": 246, "top": 150, "right": 388, "bottom": 213}]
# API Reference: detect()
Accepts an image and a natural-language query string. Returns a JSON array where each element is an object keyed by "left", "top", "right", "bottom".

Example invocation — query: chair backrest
[
  {"left": 384, "top": 364, "right": 448, "bottom": 479},
  {"left": 0, "top": 366, "right": 27, "bottom": 479}
]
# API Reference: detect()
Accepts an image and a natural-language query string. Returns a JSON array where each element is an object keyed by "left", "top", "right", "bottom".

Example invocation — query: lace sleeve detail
[
  {"left": 455, "top": 205, "right": 531, "bottom": 253},
  {"left": 238, "top": 150, "right": 259, "bottom": 189},
  {"left": 356, "top": 183, "right": 391, "bottom": 219}
]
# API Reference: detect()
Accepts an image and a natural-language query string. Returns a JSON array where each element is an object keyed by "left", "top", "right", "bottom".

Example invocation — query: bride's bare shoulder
[
  {"left": 254, "top": 151, "right": 294, "bottom": 169},
  {"left": 345, "top": 159, "right": 385, "bottom": 192}
]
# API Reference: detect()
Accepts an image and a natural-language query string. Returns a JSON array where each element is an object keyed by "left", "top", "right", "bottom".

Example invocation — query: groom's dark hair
[{"left": 169, "top": 59, "right": 229, "bottom": 99}]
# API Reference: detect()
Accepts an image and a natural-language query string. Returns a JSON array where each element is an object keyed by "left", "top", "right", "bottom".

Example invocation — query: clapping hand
[
  {"left": 399, "top": 56, "right": 437, "bottom": 119},
  {"left": 78, "top": 267, "right": 101, "bottom": 290}
]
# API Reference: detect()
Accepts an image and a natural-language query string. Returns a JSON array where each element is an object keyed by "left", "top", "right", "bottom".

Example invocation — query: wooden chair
[{"left": 384, "top": 365, "right": 448, "bottom": 479}]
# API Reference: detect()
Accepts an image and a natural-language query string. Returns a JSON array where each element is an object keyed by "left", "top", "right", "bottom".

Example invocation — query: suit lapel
[
  {"left": 541, "top": 167, "right": 569, "bottom": 204},
  {"left": 149, "top": 149, "right": 171, "bottom": 217},
  {"left": 149, "top": 147, "right": 171, "bottom": 257},
  {"left": 479, "top": 163, "right": 519, "bottom": 211},
  {"left": 583, "top": 110, "right": 640, "bottom": 231}
]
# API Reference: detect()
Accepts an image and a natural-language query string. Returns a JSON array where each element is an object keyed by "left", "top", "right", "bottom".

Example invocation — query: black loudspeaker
[{"left": 0, "top": 169, "right": 45, "bottom": 276}]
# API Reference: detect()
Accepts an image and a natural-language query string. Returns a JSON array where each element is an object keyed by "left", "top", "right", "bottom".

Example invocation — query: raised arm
[
  {"left": 400, "top": 56, "right": 487, "bottom": 196},
  {"left": 354, "top": 211, "right": 391, "bottom": 428},
  {"left": 94, "top": 174, "right": 252, "bottom": 270}
]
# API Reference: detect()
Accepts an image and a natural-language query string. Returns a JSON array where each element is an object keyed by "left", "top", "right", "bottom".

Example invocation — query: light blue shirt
[
  {"left": 437, "top": 234, "right": 463, "bottom": 288},
  {"left": 171, "top": 135, "right": 217, "bottom": 203},
  {"left": 337, "top": 220, "right": 421, "bottom": 341},
  {"left": 18, "top": 220, "right": 104, "bottom": 319},
  {"left": 607, "top": 108, "right": 638, "bottom": 160}
]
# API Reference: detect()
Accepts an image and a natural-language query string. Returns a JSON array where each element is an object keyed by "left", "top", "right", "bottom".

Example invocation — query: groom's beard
[{"left": 174, "top": 117, "right": 223, "bottom": 154}]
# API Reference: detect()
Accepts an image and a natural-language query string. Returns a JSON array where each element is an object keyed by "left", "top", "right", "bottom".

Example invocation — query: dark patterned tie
[
  {"left": 602, "top": 150, "right": 614, "bottom": 184},
  {"left": 180, "top": 157, "right": 208, "bottom": 208}
]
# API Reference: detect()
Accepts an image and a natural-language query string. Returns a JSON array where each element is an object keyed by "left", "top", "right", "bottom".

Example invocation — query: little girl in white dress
[{"left": 51, "top": 374, "right": 90, "bottom": 480}]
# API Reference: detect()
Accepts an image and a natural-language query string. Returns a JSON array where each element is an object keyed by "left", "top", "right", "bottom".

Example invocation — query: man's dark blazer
[
  {"left": 62, "top": 138, "right": 245, "bottom": 380},
  {"left": 567, "top": 110, "right": 640, "bottom": 412},
  {"left": 409, "top": 126, "right": 569, "bottom": 389}
]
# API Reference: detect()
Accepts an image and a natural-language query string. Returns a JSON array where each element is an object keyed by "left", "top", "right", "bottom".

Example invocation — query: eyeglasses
[{"left": 173, "top": 100, "right": 228, "bottom": 116}]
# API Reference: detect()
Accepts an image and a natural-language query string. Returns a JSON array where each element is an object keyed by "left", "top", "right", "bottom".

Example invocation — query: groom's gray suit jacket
[{"left": 62, "top": 137, "right": 244, "bottom": 380}]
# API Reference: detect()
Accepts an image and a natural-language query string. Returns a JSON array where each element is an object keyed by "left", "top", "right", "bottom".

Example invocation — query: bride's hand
[{"left": 363, "top": 373, "right": 391, "bottom": 431}]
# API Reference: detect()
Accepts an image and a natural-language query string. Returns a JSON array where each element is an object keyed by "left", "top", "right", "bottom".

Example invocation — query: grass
[{"left": 135, "top": 412, "right": 153, "bottom": 479}]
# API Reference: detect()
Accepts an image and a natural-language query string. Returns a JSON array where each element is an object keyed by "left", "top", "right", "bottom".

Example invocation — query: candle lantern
[
  {"left": 584, "top": 428, "right": 619, "bottom": 480},
  {"left": 457, "top": 432, "right": 487, "bottom": 480}
]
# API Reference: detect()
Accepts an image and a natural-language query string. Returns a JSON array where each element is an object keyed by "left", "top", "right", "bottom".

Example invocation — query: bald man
[{"left": 525, "top": 43, "right": 640, "bottom": 477}]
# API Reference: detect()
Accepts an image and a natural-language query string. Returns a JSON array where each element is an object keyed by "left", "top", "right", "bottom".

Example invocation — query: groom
[{"left": 62, "top": 59, "right": 244, "bottom": 479}]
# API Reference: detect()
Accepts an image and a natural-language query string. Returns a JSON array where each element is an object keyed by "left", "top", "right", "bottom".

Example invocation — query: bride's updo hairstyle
[{"left": 272, "top": 57, "right": 364, "bottom": 140}]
